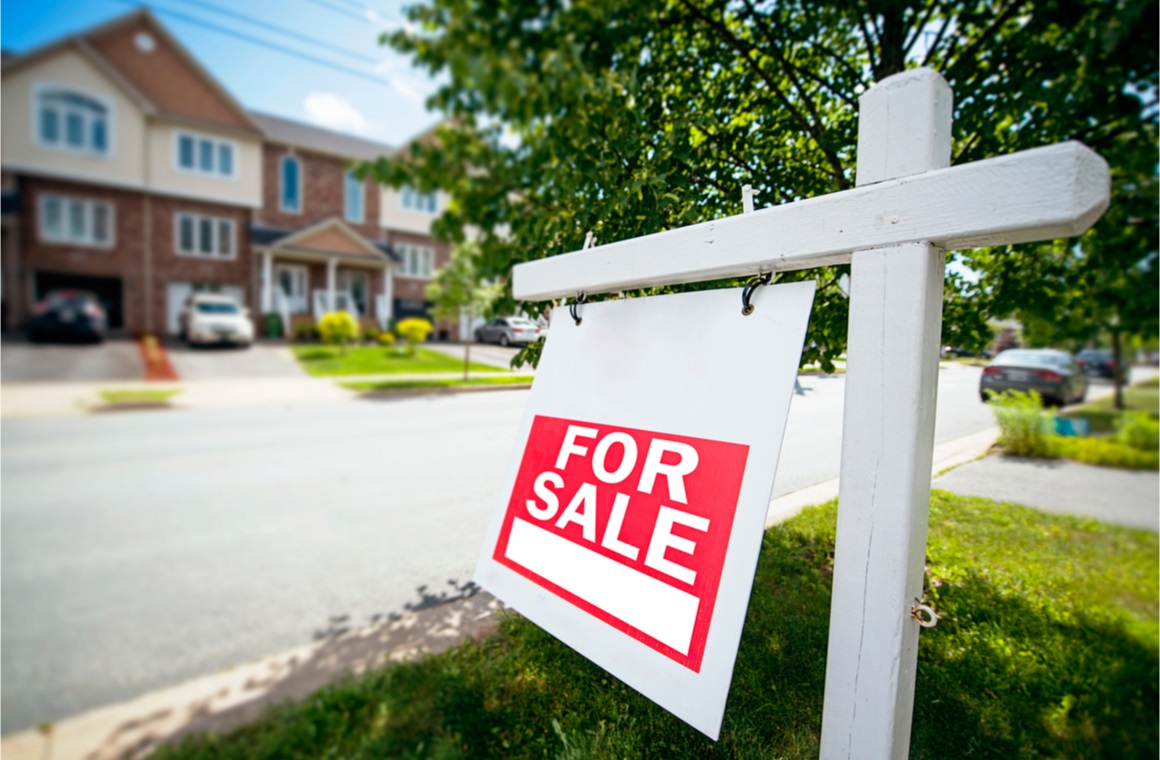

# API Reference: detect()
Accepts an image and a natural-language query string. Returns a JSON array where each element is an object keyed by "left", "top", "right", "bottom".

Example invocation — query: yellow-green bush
[
  {"left": 987, "top": 389, "right": 1058, "bottom": 458},
  {"left": 395, "top": 318, "right": 433, "bottom": 354},
  {"left": 316, "top": 311, "right": 359, "bottom": 352},
  {"left": 378, "top": 332, "right": 396, "bottom": 345},
  {"left": 1115, "top": 411, "right": 1159, "bottom": 452}
]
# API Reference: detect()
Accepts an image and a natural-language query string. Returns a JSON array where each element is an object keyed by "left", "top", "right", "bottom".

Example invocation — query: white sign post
[{"left": 498, "top": 68, "right": 1109, "bottom": 754}]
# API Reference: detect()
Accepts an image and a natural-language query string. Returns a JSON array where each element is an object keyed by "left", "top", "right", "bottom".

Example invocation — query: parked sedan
[
  {"left": 179, "top": 293, "right": 254, "bottom": 347},
  {"left": 26, "top": 290, "right": 107, "bottom": 343},
  {"left": 1075, "top": 349, "right": 1128, "bottom": 380},
  {"left": 474, "top": 317, "right": 541, "bottom": 347},
  {"left": 980, "top": 348, "right": 1088, "bottom": 406}
]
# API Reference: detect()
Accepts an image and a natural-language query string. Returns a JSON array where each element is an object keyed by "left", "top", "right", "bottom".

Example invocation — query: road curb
[
  {"left": 764, "top": 426, "right": 1000, "bottom": 528},
  {"left": 0, "top": 592, "right": 510, "bottom": 760}
]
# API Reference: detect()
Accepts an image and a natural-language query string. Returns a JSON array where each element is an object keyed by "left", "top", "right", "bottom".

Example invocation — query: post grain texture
[{"left": 819, "top": 69, "right": 951, "bottom": 759}]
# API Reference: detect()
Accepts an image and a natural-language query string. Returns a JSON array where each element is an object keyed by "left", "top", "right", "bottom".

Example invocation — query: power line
[
  {"left": 163, "top": 0, "right": 378, "bottom": 64},
  {"left": 301, "top": 0, "right": 369, "bottom": 24},
  {"left": 105, "top": 0, "right": 393, "bottom": 87}
]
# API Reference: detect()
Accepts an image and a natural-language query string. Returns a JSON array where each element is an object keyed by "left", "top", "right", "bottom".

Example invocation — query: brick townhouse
[{"left": 0, "top": 9, "right": 454, "bottom": 339}]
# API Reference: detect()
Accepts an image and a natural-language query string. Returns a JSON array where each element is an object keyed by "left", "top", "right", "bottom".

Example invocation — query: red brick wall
[
  {"left": 14, "top": 178, "right": 254, "bottom": 334},
  {"left": 256, "top": 144, "right": 381, "bottom": 239},
  {"left": 89, "top": 18, "right": 255, "bottom": 132},
  {"left": 149, "top": 196, "right": 253, "bottom": 332},
  {"left": 17, "top": 178, "right": 150, "bottom": 332}
]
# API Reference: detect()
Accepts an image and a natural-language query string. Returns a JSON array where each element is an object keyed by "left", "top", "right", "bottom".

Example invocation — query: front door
[
  {"left": 337, "top": 270, "right": 369, "bottom": 316},
  {"left": 275, "top": 264, "right": 308, "bottom": 313}
]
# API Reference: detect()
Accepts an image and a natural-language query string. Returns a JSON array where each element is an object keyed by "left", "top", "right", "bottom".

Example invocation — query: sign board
[{"left": 475, "top": 282, "right": 815, "bottom": 739}]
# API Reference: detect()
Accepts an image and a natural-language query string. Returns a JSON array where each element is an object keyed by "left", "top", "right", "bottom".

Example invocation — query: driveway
[
  {"left": 0, "top": 337, "right": 143, "bottom": 383},
  {"left": 424, "top": 342, "right": 524, "bottom": 370},
  {"left": 163, "top": 341, "right": 305, "bottom": 380}
]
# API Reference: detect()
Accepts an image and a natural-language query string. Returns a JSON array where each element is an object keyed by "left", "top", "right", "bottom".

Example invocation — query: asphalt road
[{"left": 0, "top": 364, "right": 1023, "bottom": 732}]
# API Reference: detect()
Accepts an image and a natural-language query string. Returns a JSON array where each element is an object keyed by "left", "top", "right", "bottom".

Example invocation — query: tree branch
[
  {"left": 902, "top": 1, "right": 939, "bottom": 59},
  {"left": 920, "top": 13, "right": 953, "bottom": 68}
]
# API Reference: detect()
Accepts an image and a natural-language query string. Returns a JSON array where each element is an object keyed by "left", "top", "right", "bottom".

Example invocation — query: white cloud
[{"left": 302, "top": 92, "right": 368, "bottom": 134}]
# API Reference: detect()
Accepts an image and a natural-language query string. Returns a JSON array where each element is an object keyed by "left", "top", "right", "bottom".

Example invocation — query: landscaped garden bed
[{"left": 292, "top": 345, "right": 505, "bottom": 377}]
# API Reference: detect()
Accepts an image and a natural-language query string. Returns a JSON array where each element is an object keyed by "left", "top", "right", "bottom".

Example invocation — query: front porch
[{"left": 252, "top": 219, "right": 398, "bottom": 337}]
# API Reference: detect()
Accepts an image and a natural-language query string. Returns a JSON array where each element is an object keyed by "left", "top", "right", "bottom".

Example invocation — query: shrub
[
  {"left": 316, "top": 311, "right": 360, "bottom": 354},
  {"left": 377, "top": 332, "right": 396, "bottom": 346},
  {"left": 1055, "top": 437, "right": 1159, "bottom": 470},
  {"left": 1114, "top": 411, "right": 1159, "bottom": 452},
  {"left": 396, "top": 317, "right": 434, "bottom": 355},
  {"left": 363, "top": 326, "right": 380, "bottom": 344},
  {"left": 293, "top": 323, "right": 318, "bottom": 342},
  {"left": 987, "top": 389, "right": 1058, "bottom": 458}
]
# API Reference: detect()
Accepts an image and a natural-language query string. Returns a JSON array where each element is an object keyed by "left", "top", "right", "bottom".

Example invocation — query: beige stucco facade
[
  {"left": 378, "top": 187, "right": 449, "bottom": 235},
  {"left": 146, "top": 120, "right": 262, "bottom": 208},
  {"left": 1, "top": 47, "right": 147, "bottom": 188}
]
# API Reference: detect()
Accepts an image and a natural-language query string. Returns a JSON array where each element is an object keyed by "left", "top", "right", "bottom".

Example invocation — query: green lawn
[
  {"left": 99, "top": 388, "right": 182, "bottom": 404},
  {"left": 1062, "top": 380, "right": 1159, "bottom": 434},
  {"left": 292, "top": 346, "right": 506, "bottom": 377},
  {"left": 343, "top": 375, "right": 534, "bottom": 392},
  {"left": 154, "top": 492, "right": 1158, "bottom": 760}
]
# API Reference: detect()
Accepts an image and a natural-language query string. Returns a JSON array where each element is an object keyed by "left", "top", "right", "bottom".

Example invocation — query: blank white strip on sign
[{"left": 505, "top": 517, "right": 700, "bottom": 655}]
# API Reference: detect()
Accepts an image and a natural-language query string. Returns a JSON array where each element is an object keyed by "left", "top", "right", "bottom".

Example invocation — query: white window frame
[
  {"left": 396, "top": 243, "right": 435, "bottom": 279},
  {"left": 172, "top": 129, "right": 240, "bottom": 180},
  {"left": 344, "top": 169, "right": 365, "bottom": 224},
  {"left": 399, "top": 186, "right": 438, "bottom": 214},
  {"left": 38, "top": 194, "right": 115, "bottom": 248},
  {"left": 279, "top": 153, "right": 303, "bottom": 214},
  {"left": 174, "top": 212, "right": 237, "bottom": 260},
  {"left": 32, "top": 82, "right": 116, "bottom": 158}
]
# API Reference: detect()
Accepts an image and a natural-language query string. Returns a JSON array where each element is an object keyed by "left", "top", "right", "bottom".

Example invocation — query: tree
[
  {"left": 316, "top": 311, "right": 359, "bottom": 355},
  {"left": 371, "top": 0, "right": 1157, "bottom": 372},
  {"left": 426, "top": 241, "right": 501, "bottom": 379},
  {"left": 396, "top": 317, "right": 435, "bottom": 355}
]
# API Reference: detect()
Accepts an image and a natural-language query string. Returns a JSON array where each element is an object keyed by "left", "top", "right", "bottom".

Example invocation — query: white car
[{"left": 179, "top": 293, "right": 254, "bottom": 347}]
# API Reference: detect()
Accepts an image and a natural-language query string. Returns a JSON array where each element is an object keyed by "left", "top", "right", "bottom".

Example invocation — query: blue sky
[{"left": 1, "top": 0, "right": 443, "bottom": 146}]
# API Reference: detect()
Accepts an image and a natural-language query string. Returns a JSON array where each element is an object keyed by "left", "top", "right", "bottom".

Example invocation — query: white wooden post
[
  {"left": 261, "top": 250, "right": 273, "bottom": 313},
  {"left": 382, "top": 265, "right": 394, "bottom": 326},
  {"left": 819, "top": 69, "right": 951, "bottom": 760},
  {"left": 326, "top": 257, "right": 337, "bottom": 313}
]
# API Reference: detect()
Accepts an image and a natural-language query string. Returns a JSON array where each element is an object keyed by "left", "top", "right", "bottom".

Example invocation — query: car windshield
[
  {"left": 46, "top": 291, "right": 96, "bottom": 307},
  {"left": 196, "top": 302, "right": 239, "bottom": 314},
  {"left": 508, "top": 319, "right": 535, "bottom": 327},
  {"left": 1079, "top": 350, "right": 1110, "bottom": 360},
  {"left": 995, "top": 350, "right": 1068, "bottom": 367}
]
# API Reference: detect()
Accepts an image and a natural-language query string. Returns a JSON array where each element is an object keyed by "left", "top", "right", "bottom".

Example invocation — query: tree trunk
[
  {"left": 1111, "top": 330, "right": 1124, "bottom": 410},
  {"left": 464, "top": 338, "right": 471, "bottom": 382}
]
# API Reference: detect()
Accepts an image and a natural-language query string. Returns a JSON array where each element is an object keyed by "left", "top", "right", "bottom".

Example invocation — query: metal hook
[
  {"left": 911, "top": 598, "right": 938, "bottom": 628},
  {"left": 569, "top": 293, "right": 587, "bottom": 326},
  {"left": 741, "top": 273, "right": 772, "bottom": 316}
]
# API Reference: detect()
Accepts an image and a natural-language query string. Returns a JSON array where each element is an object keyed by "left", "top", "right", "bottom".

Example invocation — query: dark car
[
  {"left": 1075, "top": 349, "right": 1128, "bottom": 380},
  {"left": 26, "top": 290, "right": 107, "bottom": 343},
  {"left": 980, "top": 348, "right": 1088, "bottom": 406}
]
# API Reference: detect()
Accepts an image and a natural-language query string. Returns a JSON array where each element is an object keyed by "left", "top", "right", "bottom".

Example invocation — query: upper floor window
[
  {"left": 344, "top": 169, "right": 364, "bottom": 223},
  {"left": 175, "top": 212, "right": 235, "bottom": 259},
  {"left": 396, "top": 243, "right": 434, "bottom": 278},
  {"left": 36, "top": 87, "right": 111, "bottom": 155},
  {"left": 280, "top": 154, "right": 302, "bottom": 213},
  {"left": 39, "top": 194, "right": 114, "bottom": 247},
  {"left": 400, "top": 187, "right": 437, "bottom": 214},
  {"left": 175, "top": 131, "right": 237, "bottom": 178}
]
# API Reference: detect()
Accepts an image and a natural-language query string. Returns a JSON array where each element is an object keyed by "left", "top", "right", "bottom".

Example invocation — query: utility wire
[
  {"left": 301, "top": 0, "right": 370, "bottom": 24},
  {"left": 163, "top": 0, "right": 378, "bottom": 63},
  {"left": 106, "top": 0, "right": 392, "bottom": 86}
]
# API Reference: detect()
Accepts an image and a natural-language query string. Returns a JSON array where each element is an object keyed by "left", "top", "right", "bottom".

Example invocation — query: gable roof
[
  {"left": 250, "top": 112, "right": 394, "bottom": 162},
  {"left": 2, "top": 9, "right": 262, "bottom": 136},
  {"left": 252, "top": 218, "right": 399, "bottom": 263}
]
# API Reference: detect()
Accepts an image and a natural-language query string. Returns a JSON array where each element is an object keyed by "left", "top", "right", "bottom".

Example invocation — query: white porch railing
[
  {"left": 374, "top": 294, "right": 390, "bottom": 329},
  {"left": 313, "top": 289, "right": 360, "bottom": 321}
]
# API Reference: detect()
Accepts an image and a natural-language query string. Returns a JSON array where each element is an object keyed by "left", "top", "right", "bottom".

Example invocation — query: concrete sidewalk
[{"left": 934, "top": 455, "right": 1159, "bottom": 532}]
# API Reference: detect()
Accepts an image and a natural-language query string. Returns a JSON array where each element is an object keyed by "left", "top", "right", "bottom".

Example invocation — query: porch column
[
  {"left": 381, "top": 265, "right": 393, "bottom": 328},
  {"left": 326, "top": 257, "right": 337, "bottom": 313},
  {"left": 261, "top": 250, "right": 273, "bottom": 312}
]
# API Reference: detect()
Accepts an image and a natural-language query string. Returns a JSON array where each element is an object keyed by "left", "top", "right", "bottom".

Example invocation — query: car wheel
[
  {"left": 499, "top": 334, "right": 510, "bottom": 347},
  {"left": 980, "top": 392, "right": 990, "bottom": 403}
]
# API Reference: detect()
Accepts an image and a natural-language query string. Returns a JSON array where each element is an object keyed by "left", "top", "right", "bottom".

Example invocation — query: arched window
[
  {"left": 37, "top": 88, "right": 110, "bottom": 154},
  {"left": 280, "top": 154, "right": 302, "bottom": 213}
]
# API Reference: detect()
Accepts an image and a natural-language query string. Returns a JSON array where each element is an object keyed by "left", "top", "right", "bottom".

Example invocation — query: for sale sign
[{"left": 475, "top": 282, "right": 815, "bottom": 739}]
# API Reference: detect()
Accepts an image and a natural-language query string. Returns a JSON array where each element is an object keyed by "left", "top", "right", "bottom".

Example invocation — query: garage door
[
  {"left": 166, "top": 282, "right": 246, "bottom": 335},
  {"left": 35, "top": 271, "right": 124, "bottom": 329}
]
